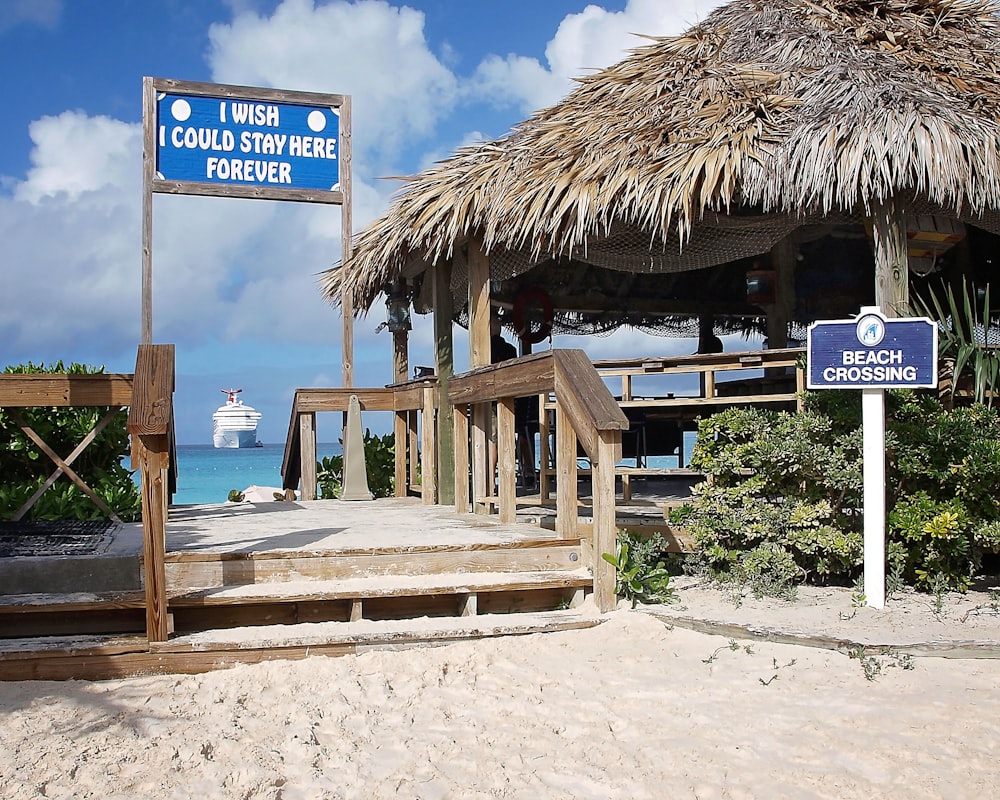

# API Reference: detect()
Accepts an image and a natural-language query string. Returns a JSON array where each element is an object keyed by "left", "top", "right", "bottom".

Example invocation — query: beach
[{"left": 2, "top": 581, "right": 999, "bottom": 799}]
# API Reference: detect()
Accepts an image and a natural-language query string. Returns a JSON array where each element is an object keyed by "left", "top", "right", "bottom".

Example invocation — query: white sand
[{"left": 2, "top": 586, "right": 1000, "bottom": 799}]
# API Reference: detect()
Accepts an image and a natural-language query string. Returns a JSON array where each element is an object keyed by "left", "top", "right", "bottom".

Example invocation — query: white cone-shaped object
[{"left": 340, "top": 394, "right": 373, "bottom": 501}]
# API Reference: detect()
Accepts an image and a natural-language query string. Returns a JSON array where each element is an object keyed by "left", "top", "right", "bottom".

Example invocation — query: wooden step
[
  {"left": 168, "top": 569, "right": 592, "bottom": 606},
  {"left": 0, "top": 610, "right": 604, "bottom": 681},
  {"left": 160, "top": 537, "right": 585, "bottom": 592}
]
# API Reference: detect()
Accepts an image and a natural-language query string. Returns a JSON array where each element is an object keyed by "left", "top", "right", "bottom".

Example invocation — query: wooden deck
[{"left": 0, "top": 483, "right": 699, "bottom": 680}]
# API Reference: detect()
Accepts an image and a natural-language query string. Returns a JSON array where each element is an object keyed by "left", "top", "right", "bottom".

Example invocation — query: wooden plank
[
  {"left": 592, "top": 430, "right": 619, "bottom": 613},
  {"left": 166, "top": 570, "right": 591, "bottom": 606},
  {"left": 448, "top": 352, "right": 555, "bottom": 405},
  {"left": 291, "top": 388, "right": 396, "bottom": 412},
  {"left": 471, "top": 402, "right": 490, "bottom": 514},
  {"left": 497, "top": 398, "right": 517, "bottom": 523},
  {"left": 434, "top": 258, "right": 456, "bottom": 507},
  {"left": 127, "top": 344, "right": 175, "bottom": 436},
  {"left": 552, "top": 350, "right": 627, "bottom": 460},
  {"left": 137, "top": 433, "right": 170, "bottom": 643},
  {"left": 162, "top": 544, "right": 586, "bottom": 590},
  {"left": 468, "top": 236, "right": 491, "bottom": 369},
  {"left": 0, "top": 374, "right": 135, "bottom": 407},
  {"left": 454, "top": 403, "right": 470, "bottom": 512},
  {"left": 340, "top": 93, "right": 354, "bottom": 386},
  {"left": 0, "top": 591, "right": 148, "bottom": 614},
  {"left": 299, "top": 411, "right": 317, "bottom": 501},
  {"left": 555, "top": 401, "right": 578, "bottom": 540},
  {"left": 394, "top": 411, "right": 408, "bottom": 496},
  {"left": 421, "top": 385, "right": 436, "bottom": 504}
]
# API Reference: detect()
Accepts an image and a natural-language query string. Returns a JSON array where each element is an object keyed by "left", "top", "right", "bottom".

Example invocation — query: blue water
[{"left": 167, "top": 443, "right": 342, "bottom": 505}]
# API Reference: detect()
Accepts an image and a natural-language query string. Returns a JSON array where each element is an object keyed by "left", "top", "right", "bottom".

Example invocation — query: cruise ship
[{"left": 212, "top": 389, "right": 262, "bottom": 448}]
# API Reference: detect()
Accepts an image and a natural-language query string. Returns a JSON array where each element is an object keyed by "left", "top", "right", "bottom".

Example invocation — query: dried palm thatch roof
[{"left": 322, "top": 0, "right": 1000, "bottom": 319}]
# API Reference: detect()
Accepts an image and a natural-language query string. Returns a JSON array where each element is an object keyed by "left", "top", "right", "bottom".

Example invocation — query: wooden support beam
[
  {"left": 394, "top": 411, "right": 408, "bottom": 497},
  {"left": 454, "top": 403, "right": 470, "bottom": 513},
  {"left": 592, "top": 430, "right": 619, "bottom": 613},
  {"left": 137, "top": 433, "right": 169, "bottom": 643},
  {"left": 471, "top": 403, "right": 490, "bottom": 514},
  {"left": 555, "top": 401, "right": 578, "bottom": 539},
  {"left": 299, "top": 412, "right": 317, "bottom": 500},
  {"left": 468, "top": 237, "right": 491, "bottom": 369},
  {"left": 871, "top": 197, "right": 909, "bottom": 318},
  {"left": 434, "top": 259, "right": 456, "bottom": 506},
  {"left": 421, "top": 385, "right": 437, "bottom": 504},
  {"left": 497, "top": 398, "right": 516, "bottom": 523}
]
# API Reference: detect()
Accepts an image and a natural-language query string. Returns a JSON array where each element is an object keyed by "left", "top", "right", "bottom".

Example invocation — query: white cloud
[
  {"left": 467, "top": 0, "right": 727, "bottom": 113},
  {"left": 0, "top": 0, "right": 61, "bottom": 34},
  {"left": 206, "top": 0, "right": 459, "bottom": 165}
]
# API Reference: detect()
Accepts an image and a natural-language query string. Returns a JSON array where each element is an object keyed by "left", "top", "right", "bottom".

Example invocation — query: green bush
[
  {"left": 0, "top": 362, "right": 141, "bottom": 522},
  {"left": 602, "top": 531, "right": 675, "bottom": 607},
  {"left": 316, "top": 430, "right": 396, "bottom": 499},
  {"left": 685, "top": 391, "right": 1000, "bottom": 594}
]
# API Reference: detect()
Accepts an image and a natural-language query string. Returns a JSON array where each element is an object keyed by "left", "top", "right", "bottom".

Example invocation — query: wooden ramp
[{"left": 0, "top": 499, "right": 598, "bottom": 680}]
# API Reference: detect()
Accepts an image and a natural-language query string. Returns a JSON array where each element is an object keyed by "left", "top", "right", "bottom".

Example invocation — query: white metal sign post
[{"left": 807, "top": 307, "right": 937, "bottom": 608}]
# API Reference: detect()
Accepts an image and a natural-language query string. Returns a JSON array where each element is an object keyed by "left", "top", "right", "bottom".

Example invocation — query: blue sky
[{"left": 0, "top": 0, "right": 728, "bottom": 444}]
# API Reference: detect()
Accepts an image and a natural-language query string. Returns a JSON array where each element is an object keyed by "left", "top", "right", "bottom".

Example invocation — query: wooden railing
[
  {"left": 281, "top": 377, "right": 438, "bottom": 502},
  {"left": 127, "top": 343, "right": 176, "bottom": 643},
  {"left": 0, "top": 372, "right": 137, "bottom": 521},
  {"left": 449, "top": 350, "right": 628, "bottom": 611},
  {"left": 537, "top": 347, "right": 806, "bottom": 500}
]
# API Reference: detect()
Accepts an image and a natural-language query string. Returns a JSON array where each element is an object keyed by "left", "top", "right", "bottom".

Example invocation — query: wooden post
[
  {"left": 468, "top": 237, "right": 492, "bottom": 512},
  {"left": 555, "top": 401, "right": 578, "bottom": 539},
  {"left": 472, "top": 403, "right": 489, "bottom": 514},
  {"left": 592, "top": 430, "right": 619, "bottom": 613},
  {"left": 871, "top": 197, "right": 909, "bottom": 318},
  {"left": 498, "top": 397, "right": 516, "bottom": 523},
  {"left": 340, "top": 95, "right": 354, "bottom": 386},
  {"left": 539, "top": 396, "right": 552, "bottom": 501},
  {"left": 394, "top": 411, "right": 408, "bottom": 497},
  {"left": 408, "top": 411, "right": 419, "bottom": 488},
  {"left": 767, "top": 235, "right": 797, "bottom": 351},
  {"left": 141, "top": 78, "right": 155, "bottom": 345},
  {"left": 299, "top": 412, "right": 317, "bottom": 500},
  {"left": 421, "top": 384, "right": 437, "bottom": 504},
  {"left": 434, "top": 261, "right": 456, "bottom": 506},
  {"left": 468, "top": 237, "right": 491, "bottom": 369},
  {"left": 454, "top": 403, "right": 470, "bottom": 512},
  {"left": 392, "top": 329, "right": 408, "bottom": 383},
  {"left": 137, "top": 434, "right": 169, "bottom": 642}
]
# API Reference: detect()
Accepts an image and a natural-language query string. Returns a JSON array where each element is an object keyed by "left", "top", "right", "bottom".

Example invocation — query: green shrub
[
  {"left": 685, "top": 393, "right": 1000, "bottom": 594},
  {"left": 317, "top": 430, "right": 396, "bottom": 499},
  {"left": 602, "top": 531, "right": 675, "bottom": 607},
  {"left": 0, "top": 362, "right": 141, "bottom": 522}
]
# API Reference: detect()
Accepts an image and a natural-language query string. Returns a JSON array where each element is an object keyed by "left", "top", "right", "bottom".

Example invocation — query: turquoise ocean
[
  {"left": 164, "top": 435, "right": 696, "bottom": 506},
  {"left": 168, "top": 443, "right": 342, "bottom": 506}
]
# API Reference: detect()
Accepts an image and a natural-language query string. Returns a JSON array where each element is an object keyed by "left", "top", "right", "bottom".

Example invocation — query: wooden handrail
[
  {"left": 281, "top": 378, "right": 438, "bottom": 499},
  {"left": 0, "top": 374, "right": 134, "bottom": 407},
  {"left": 449, "top": 349, "right": 624, "bottom": 612}
]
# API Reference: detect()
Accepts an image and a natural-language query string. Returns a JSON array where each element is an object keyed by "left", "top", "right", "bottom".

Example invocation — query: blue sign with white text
[
  {"left": 156, "top": 93, "right": 340, "bottom": 191},
  {"left": 807, "top": 310, "right": 938, "bottom": 389}
]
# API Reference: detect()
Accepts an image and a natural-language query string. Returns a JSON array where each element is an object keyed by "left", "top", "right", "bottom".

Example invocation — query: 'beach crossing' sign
[{"left": 807, "top": 309, "right": 938, "bottom": 389}]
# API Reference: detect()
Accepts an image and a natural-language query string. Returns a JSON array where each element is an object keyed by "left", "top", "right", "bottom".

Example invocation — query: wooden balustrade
[
  {"left": 0, "top": 373, "right": 136, "bottom": 521},
  {"left": 448, "top": 350, "right": 627, "bottom": 612},
  {"left": 281, "top": 377, "right": 438, "bottom": 502}
]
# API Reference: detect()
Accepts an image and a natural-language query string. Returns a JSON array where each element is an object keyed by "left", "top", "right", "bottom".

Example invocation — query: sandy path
[{"left": 1, "top": 607, "right": 998, "bottom": 799}]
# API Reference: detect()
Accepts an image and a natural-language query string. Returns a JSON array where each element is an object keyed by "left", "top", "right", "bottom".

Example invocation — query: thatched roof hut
[{"left": 322, "top": 0, "right": 1000, "bottom": 342}]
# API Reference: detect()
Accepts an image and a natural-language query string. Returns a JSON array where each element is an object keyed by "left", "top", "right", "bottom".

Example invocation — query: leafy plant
[
  {"left": 911, "top": 280, "right": 1000, "bottom": 406},
  {"left": 316, "top": 430, "right": 396, "bottom": 499},
  {"left": 685, "top": 395, "right": 1000, "bottom": 595},
  {"left": 1, "top": 362, "right": 140, "bottom": 521},
  {"left": 602, "top": 531, "right": 675, "bottom": 607}
]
